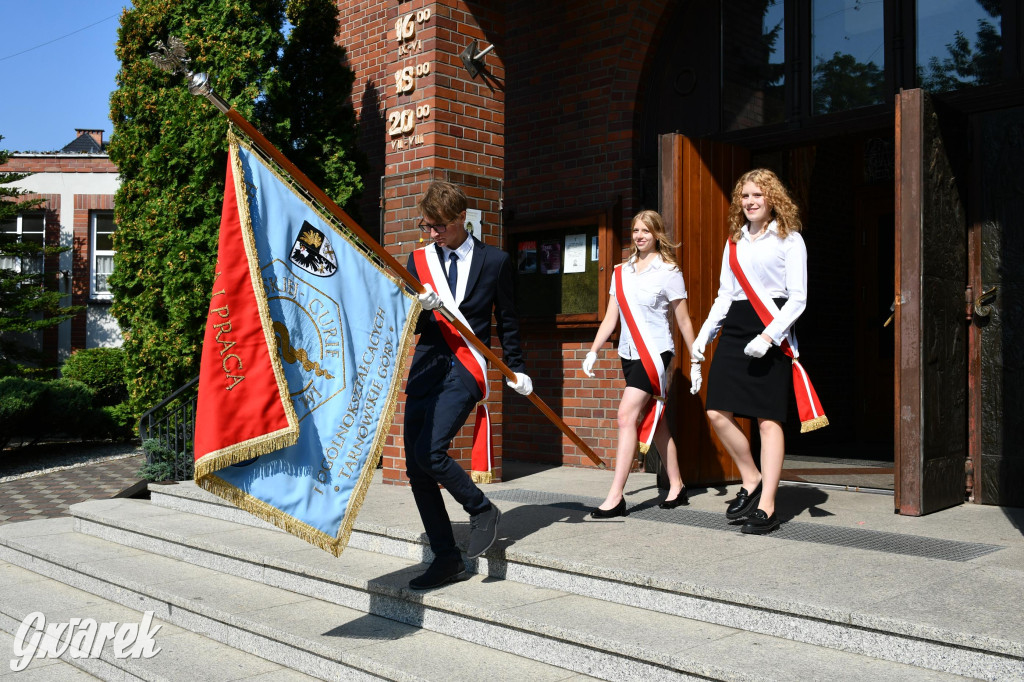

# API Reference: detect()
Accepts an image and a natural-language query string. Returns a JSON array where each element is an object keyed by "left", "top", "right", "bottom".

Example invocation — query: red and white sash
[
  {"left": 614, "top": 263, "right": 666, "bottom": 454},
  {"left": 412, "top": 246, "right": 494, "bottom": 482},
  {"left": 728, "top": 240, "right": 829, "bottom": 432}
]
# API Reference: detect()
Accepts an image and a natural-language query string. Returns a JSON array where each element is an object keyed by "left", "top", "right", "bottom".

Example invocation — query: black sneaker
[
  {"left": 466, "top": 504, "right": 501, "bottom": 558},
  {"left": 409, "top": 558, "right": 467, "bottom": 590}
]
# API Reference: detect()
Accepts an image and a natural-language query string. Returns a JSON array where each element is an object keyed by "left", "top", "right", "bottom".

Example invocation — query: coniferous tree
[
  {"left": 257, "top": 0, "right": 365, "bottom": 215},
  {"left": 108, "top": 0, "right": 365, "bottom": 414},
  {"left": 107, "top": 0, "right": 284, "bottom": 413},
  {"left": 0, "top": 137, "right": 81, "bottom": 376}
]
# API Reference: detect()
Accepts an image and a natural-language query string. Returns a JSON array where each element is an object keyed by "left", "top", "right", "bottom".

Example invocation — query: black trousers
[{"left": 404, "top": 365, "right": 489, "bottom": 562}]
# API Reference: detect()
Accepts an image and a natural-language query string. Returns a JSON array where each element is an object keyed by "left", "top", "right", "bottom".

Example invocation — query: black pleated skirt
[{"left": 705, "top": 299, "right": 790, "bottom": 423}]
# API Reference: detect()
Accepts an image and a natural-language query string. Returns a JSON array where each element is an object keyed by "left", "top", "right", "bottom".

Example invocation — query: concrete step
[
  {"left": 46, "top": 496, "right": 976, "bottom": 681},
  {"left": 0, "top": 518, "right": 598, "bottom": 682},
  {"left": 145, "top": 481, "right": 1023, "bottom": 681},
  {"left": 0, "top": 559, "right": 316, "bottom": 682}
]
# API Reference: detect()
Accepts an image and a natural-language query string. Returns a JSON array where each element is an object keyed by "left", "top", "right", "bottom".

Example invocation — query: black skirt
[
  {"left": 705, "top": 299, "right": 790, "bottom": 422},
  {"left": 620, "top": 351, "right": 674, "bottom": 394}
]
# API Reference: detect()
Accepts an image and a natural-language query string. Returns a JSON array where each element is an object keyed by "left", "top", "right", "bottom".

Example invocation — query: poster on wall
[
  {"left": 540, "top": 241, "right": 562, "bottom": 274},
  {"left": 517, "top": 240, "right": 537, "bottom": 273},
  {"left": 564, "top": 234, "right": 586, "bottom": 274},
  {"left": 465, "top": 208, "right": 482, "bottom": 236}
]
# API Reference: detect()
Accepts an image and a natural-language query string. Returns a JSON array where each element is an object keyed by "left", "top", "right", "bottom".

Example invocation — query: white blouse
[
  {"left": 611, "top": 255, "right": 687, "bottom": 359},
  {"left": 701, "top": 221, "right": 807, "bottom": 345}
]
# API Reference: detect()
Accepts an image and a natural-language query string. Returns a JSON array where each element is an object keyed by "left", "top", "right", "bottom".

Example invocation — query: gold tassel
[
  {"left": 800, "top": 415, "right": 830, "bottom": 433},
  {"left": 471, "top": 470, "right": 493, "bottom": 484}
]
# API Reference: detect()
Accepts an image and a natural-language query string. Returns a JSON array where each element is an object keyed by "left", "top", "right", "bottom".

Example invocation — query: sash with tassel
[
  {"left": 412, "top": 246, "right": 494, "bottom": 483},
  {"left": 727, "top": 240, "right": 829, "bottom": 432},
  {"left": 613, "top": 263, "right": 667, "bottom": 454}
]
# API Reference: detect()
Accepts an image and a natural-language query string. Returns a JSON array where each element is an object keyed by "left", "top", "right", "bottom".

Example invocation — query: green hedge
[
  {"left": 0, "top": 375, "right": 136, "bottom": 448},
  {"left": 61, "top": 347, "right": 128, "bottom": 407}
]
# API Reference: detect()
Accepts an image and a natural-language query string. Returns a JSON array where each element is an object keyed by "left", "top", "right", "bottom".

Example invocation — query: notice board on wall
[{"left": 509, "top": 210, "right": 614, "bottom": 322}]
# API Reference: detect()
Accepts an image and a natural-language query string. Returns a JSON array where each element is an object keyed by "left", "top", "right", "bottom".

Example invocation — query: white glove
[
  {"left": 582, "top": 351, "right": 598, "bottom": 377},
  {"left": 417, "top": 284, "right": 442, "bottom": 311},
  {"left": 506, "top": 372, "right": 533, "bottom": 396},
  {"left": 691, "top": 330, "right": 708, "bottom": 362},
  {"left": 689, "top": 362, "right": 702, "bottom": 394},
  {"left": 743, "top": 335, "right": 772, "bottom": 358}
]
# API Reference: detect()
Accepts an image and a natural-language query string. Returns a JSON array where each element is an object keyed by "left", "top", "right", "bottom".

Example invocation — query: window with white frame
[
  {"left": 91, "top": 211, "right": 117, "bottom": 299},
  {"left": 0, "top": 211, "right": 46, "bottom": 276}
]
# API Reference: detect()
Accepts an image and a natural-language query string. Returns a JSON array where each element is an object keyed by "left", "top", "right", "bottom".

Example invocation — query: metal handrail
[{"left": 137, "top": 376, "right": 199, "bottom": 480}]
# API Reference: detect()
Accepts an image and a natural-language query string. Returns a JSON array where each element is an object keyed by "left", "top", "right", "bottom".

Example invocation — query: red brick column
[{"left": 368, "top": 1, "right": 506, "bottom": 485}]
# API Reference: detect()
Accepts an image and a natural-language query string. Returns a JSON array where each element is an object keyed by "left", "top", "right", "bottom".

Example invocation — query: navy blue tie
[{"left": 446, "top": 252, "right": 459, "bottom": 296}]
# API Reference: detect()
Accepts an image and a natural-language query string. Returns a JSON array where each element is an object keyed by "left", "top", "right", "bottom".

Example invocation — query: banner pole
[
  {"left": 224, "top": 109, "right": 605, "bottom": 468},
  {"left": 151, "top": 42, "right": 605, "bottom": 469}
]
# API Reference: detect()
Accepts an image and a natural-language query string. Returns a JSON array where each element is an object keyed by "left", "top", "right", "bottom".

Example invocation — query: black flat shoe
[
  {"left": 590, "top": 499, "right": 627, "bottom": 518},
  {"left": 659, "top": 487, "right": 689, "bottom": 509},
  {"left": 409, "top": 558, "right": 468, "bottom": 590},
  {"left": 726, "top": 481, "right": 762, "bottom": 520},
  {"left": 741, "top": 509, "right": 780, "bottom": 534}
]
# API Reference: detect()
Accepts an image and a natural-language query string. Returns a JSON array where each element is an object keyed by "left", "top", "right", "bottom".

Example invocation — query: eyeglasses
[{"left": 417, "top": 219, "right": 452, "bottom": 233}]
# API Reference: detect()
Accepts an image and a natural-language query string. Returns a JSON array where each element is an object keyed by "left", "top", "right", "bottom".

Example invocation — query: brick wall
[
  {"left": 2, "top": 156, "right": 116, "bottom": 174},
  {"left": 500, "top": 0, "right": 669, "bottom": 469},
  {"left": 502, "top": 0, "right": 666, "bottom": 220}
]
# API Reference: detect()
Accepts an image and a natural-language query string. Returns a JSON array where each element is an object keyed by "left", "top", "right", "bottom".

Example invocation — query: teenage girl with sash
[
  {"left": 692, "top": 168, "right": 825, "bottom": 535},
  {"left": 581, "top": 210, "right": 700, "bottom": 518}
]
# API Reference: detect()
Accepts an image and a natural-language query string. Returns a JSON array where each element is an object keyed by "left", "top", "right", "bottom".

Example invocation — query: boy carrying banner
[{"left": 404, "top": 181, "right": 533, "bottom": 590}]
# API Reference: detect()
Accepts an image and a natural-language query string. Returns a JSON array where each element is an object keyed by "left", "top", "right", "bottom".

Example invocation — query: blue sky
[{"left": 0, "top": 1, "right": 132, "bottom": 153}]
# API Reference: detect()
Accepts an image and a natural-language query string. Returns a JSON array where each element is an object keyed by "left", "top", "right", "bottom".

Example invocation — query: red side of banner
[{"left": 194, "top": 157, "right": 290, "bottom": 460}]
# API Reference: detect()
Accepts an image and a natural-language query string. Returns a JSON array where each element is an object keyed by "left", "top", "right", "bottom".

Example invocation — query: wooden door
[
  {"left": 659, "top": 133, "right": 750, "bottom": 486},
  {"left": 894, "top": 89, "right": 967, "bottom": 515}
]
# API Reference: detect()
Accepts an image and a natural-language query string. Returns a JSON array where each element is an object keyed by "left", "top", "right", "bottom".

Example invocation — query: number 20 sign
[{"left": 388, "top": 105, "right": 431, "bottom": 137}]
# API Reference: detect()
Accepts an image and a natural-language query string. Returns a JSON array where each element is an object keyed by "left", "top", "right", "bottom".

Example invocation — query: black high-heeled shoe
[
  {"left": 659, "top": 487, "right": 688, "bottom": 509},
  {"left": 590, "top": 498, "right": 627, "bottom": 518}
]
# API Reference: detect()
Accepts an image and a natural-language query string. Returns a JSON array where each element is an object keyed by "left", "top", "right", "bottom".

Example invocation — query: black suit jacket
[{"left": 405, "top": 238, "right": 526, "bottom": 401}]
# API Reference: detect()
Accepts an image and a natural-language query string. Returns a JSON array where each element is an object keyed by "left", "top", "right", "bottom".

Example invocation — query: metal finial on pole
[{"left": 149, "top": 36, "right": 230, "bottom": 113}]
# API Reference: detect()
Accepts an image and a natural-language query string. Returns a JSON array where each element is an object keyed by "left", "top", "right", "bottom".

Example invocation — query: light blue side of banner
[{"left": 213, "top": 146, "right": 414, "bottom": 537}]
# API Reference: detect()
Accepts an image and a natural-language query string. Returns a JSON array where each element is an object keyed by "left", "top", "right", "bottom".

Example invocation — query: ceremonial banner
[{"left": 194, "top": 131, "right": 418, "bottom": 555}]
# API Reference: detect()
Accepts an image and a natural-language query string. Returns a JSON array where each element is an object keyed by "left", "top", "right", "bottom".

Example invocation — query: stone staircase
[{"left": 1, "top": 478, "right": 1021, "bottom": 681}]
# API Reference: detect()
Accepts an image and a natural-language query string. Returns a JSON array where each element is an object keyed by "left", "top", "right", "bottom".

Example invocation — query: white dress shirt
[
  {"left": 438, "top": 236, "right": 475, "bottom": 307},
  {"left": 700, "top": 221, "right": 807, "bottom": 345},
  {"left": 611, "top": 254, "right": 687, "bottom": 359}
]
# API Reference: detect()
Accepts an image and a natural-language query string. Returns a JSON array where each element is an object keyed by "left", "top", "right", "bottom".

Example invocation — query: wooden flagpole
[{"left": 154, "top": 47, "right": 605, "bottom": 469}]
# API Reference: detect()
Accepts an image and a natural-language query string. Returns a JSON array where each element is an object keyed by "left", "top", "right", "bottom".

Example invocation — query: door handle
[
  {"left": 974, "top": 286, "right": 998, "bottom": 318},
  {"left": 883, "top": 297, "right": 898, "bottom": 328}
]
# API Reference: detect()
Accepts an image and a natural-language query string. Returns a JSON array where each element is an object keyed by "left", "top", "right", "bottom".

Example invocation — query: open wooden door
[
  {"left": 894, "top": 88, "right": 968, "bottom": 515},
  {"left": 659, "top": 133, "right": 750, "bottom": 486}
]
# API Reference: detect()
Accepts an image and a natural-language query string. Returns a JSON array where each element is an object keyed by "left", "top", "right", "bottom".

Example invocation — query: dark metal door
[
  {"left": 894, "top": 89, "right": 968, "bottom": 515},
  {"left": 968, "top": 106, "right": 1024, "bottom": 507}
]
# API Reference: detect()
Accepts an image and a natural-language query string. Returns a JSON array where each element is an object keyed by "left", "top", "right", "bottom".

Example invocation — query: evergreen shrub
[
  {"left": 61, "top": 347, "right": 128, "bottom": 407},
  {"left": 41, "top": 378, "right": 95, "bottom": 437},
  {"left": 0, "top": 376, "right": 46, "bottom": 447}
]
